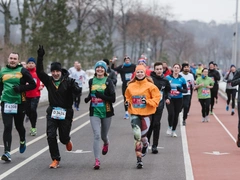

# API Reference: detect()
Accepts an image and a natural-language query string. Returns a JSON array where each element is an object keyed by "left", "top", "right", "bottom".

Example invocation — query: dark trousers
[
  {"left": 122, "top": 84, "right": 128, "bottom": 111},
  {"left": 26, "top": 97, "right": 40, "bottom": 128},
  {"left": 238, "top": 102, "right": 240, "bottom": 137},
  {"left": 73, "top": 88, "right": 82, "bottom": 108},
  {"left": 182, "top": 95, "right": 191, "bottom": 120},
  {"left": 166, "top": 98, "right": 183, "bottom": 131},
  {"left": 210, "top": 89, "right": 218, "bottom": 111},
  {"left": 46, "top": 106, "right": 73, "bottom": 161},
  {"left": 1, "top": 102, "right": 26, "bottom": 152},
  {"left": 226, "top": 89, "right": 237, "bottom": 109},
  {"left": 199, "top": 98, "right": 210, "bottom": 118},
  {"left": 147, "top": 107, "right": 163, "bottom": 147}
]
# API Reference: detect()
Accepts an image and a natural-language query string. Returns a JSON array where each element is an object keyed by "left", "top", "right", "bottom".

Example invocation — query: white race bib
[
  {"left": 51, "top": 107, "right": 66, "bottom": 120},
  {"left": 4, "top": 103, "right": 18, "bottom": 114}
]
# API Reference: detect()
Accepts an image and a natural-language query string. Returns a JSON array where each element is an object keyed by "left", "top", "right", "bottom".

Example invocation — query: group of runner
[{"left": 1, "top": 48, "right": 240, "bottom": 170}]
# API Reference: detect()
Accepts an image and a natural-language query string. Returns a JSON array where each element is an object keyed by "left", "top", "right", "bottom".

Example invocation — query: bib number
[
  {"left": 201, "top": 88, "right": 210, "bottom": 96},
  {"left": 51, "top": 107, "right": 66, "bottom": 120},
  {"left": 4, "top": 103, "right": 18, "bottom": 114},
  {"left": 132, "top": 96, "right": 146, "bottom": 108},
  {"left": 125, "top": 73, "right": 132, "bottom": 81}
]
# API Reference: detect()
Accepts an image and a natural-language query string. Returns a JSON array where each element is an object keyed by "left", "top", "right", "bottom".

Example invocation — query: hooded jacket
[
  {"left": 125, "top": 78, "right": 161, "bottom": 116},
  {"left": 208, "top": 69, "right": 220, "bottom": 91},
  {"left": 36, "top": 60, "right": 81, "bottom": 109},
  {"left": 26, "top": 67, "right": 43, "bottom": 98},
  {"left": 231, "top": 68, "right": 240, "bottom": 102}
]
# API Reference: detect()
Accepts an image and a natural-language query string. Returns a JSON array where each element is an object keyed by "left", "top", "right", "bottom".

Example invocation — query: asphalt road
[{"left": 0, "top": 87, "right": 187, "bottom": 180}]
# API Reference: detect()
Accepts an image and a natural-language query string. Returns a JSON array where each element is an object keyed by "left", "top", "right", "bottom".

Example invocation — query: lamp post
[{"left": 233, "top": 0, "right": 239, "bottom": 66}]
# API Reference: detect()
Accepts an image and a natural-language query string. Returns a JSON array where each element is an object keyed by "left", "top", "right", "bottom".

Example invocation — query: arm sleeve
[
  {"left": 36, "top": 56, "right": 49, "bottom": 86},
  {"left": 146, "top": 86, "right": 161, "bottom": 108},
  {"left": 231, "top": 69, "right": 240, "bottom": 86},
  {"left": 18, "top": 68, "right": 36, "bottom": 92},
  {"left": 96, "top": 79, "right": 116, "bottom": 103}
]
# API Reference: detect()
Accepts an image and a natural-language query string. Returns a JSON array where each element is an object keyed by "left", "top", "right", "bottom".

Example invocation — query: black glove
[
  {"left": 37, "top": 45, "right": 45, "bottom": 58},
  {"left": 95, "top": 91, "right": 104, "bottom": 99},
  {"left": 84, "top": 96, "right": 90, "bottom": 103},
  {"left": 141, "top": 97, "right": 146, "bottom": 104},
  {"left": 125, "top": 101, "right": 129, "bottom": 108},
  {"left": 13, "top": 85, "right": 20, "bottom": 93},
  {"left": 177, "top": 86, "right": 182, "bottom": 92}
]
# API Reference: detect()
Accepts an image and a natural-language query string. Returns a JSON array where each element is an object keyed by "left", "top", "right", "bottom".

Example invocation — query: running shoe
[
  {"left": 66, "top": 140, "right": 73, "bottom": 151},
  {"left": 102, "top": 143, "right": 109, "bottom": 155},
  {"left": 151, "top": 145, "right": 158, "bottom": 154},
  {"left": 19, "top": 140, "right": 26, "bottom": 153},
  {"left": 182, "top": 120, "right": 186, "bottom": 126},
  {"left": 226, "top": 105, "right": 229, "bottom": 111},
  {"left": 124, "top": 113, "right": 129, "bottom": 119},
  {"left": 231, "top": 110, "right": 235, "bottom": 116},
  {"left": 136, "top": 157, "right": 143, "bottom": 169},
  {"left": 205, "top": 116, "right": 209, "bottom": 122},
  {"left": 210, "top": 111, "right": 213, "bottom": 115},
  {"left": 142, "top": 142, "right": 149, "bottom": 157},
  {"left": 1, "top": 151, "right": 11, "bottom": 162},
  {"left": 172, "top": 131, "right": 177, "bottom": 137},
  {"left": 94, "top": 158, "right": 100, "bottom": 170},
  {"left": 237, "top": 136, "right": 240, "bottom": 148},
  {"left": 202, "top": 117, "right": 205, "bottom": 122},
  {"left": 166, "top": 127, "right": 172, "bottom": 135},
  {"left": 76, "top": 107, "right": 79, "bottom": 111},
  {"left": 30, "top": 128, "right": 37, "bottom": 136},
  {"left": 49, "top": 159, "right": 59, "bottom": 168}
]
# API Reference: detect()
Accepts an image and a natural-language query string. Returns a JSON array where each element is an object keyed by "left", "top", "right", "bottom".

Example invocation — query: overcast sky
[{"left": 142, "top": 0, "right": 237, "bottom": 23}]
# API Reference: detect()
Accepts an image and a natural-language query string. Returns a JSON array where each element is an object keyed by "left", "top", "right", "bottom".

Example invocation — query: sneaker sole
[
  {"left": 1, "top": 156, "right": 11, "bottom": 162},
  {"left": 137, "top": 163, "right": 143, "bottom": 169},
  {"left": 49, "top": 165, "right": 59, "bottom": 169},
  {"left": 94, "top": 165, "right": 100, "bottom": 170}
]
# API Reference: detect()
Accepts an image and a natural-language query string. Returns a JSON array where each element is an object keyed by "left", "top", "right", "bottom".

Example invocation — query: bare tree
[{"left": 0, "top": 0, "right": 11, "bottom": 45}]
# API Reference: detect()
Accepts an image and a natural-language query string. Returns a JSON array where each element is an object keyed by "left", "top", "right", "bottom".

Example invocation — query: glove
[
  {"left": 13, "top": 85, "right": 20, "bottom": 93},
  {"left": 141, "top": 97, "right": 146, "bottom": 104},
  {"left": 125, "top": 101, "right": 129, "bottom": 108},
  {"left": 37, "top": 45, "right": 45, "bottom": 58},
  {"left": 95, "top": 91, "right": 104, "bottom": 99},
  {"left": 177, "top": 86, "right": 182, "bottom": 92},
  {"left": 84, "top": 96, "right": 90, "bottom": 103}
]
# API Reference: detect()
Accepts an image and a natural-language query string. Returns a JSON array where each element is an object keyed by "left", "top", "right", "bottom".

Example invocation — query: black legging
[
  {"left": 226, "top": 89, "right": 237, "bottom": 109},
  {"left": 166, "top": 98, "right": 183, "bottom": 131},
  {"left": 199, "top": 98, "right": 210, "bottom": 117},
  {"left": 210, "top": 89, "right": 218, "bottom": 111},
  {"left": 122, "top": 84, "right": 128, "bottom": 111},
  {"left": 1, "top": 102, "right": 26, "bottom": 152}
]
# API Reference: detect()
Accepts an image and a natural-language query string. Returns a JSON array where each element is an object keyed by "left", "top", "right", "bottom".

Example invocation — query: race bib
[
  {"left": 160, "top": 91, "right": 163, "bottom": 101},
  {"left": 4, "top": 103, "right": 18, "bottom": 114},
  {"left": 51, "top": 107, "right": 66, "bottom": 120},
  {"left": 132, "top": 95, "right": 146, "bottom": 108},
  {"left": 91, "top": 96, "right": 104, "bottom": 107},
  {"left": 125, "top": 73, "right": 132, "bottom": 81},
  {"left": 170, "top": 89, "right": 180, "bottom": 96},
  {"left": 201, "top": 88, "right": 210, "bottom": 96}
]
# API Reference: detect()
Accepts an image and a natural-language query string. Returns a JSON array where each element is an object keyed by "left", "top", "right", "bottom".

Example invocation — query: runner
[
  {"left": 208, "top": 61, "right": 221, "bottom": 114},
  {"left": 68, "top": 61, "right": 79, "bottom": 77},
  {"left": 195, "top": 68, "right": 214, "bottom": 122},
  {"left": 71, "top": 63, "right": 86, "bottom": 111},
  {"left": 0, "top": 52, "right": 36, "bottom": 162},
  {"left": 231, "top": 68, "right": 240, "bottom": 147},
  {"left": 84, "top": 60, "right": 116, "bottom": 170},
  {"left": 162, "top": 62, "right": 172, "bottom": 77},
  {"left": 147, "top": 62, "right": 171, "bottom": 154},
  {"left": 223, "top": 64, "right": 237, "bottom": 115},
  {"left": 131, "top": 58, "right": 152, "bottom": 78},
  {"left": 125, "top": 64, "right": 161, "bottom": 168},
  {"left": 25, "top": 57, "right": 44, "bottom": 136},
  {"left": 179, "top": 63, "right": 195, "bottom": 125},
  {"left": 103, "top": 58, "right": 117, "bottom": 87},
  {"left": 36, "top": 45, "right": 82, "bottom": 168},
  {"left": 196, "top": 63, "right": 203, "bottom": 78},
  {"left": 111, "top": 56, "right": 136, "bottom": 119},
  {"left": 166, "top": 63, "right": 187, "bottom": 137}
]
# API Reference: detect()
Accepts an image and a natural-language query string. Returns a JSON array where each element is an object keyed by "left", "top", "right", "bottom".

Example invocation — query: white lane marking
[
  {"left": 38, "top": 116, "right": 45, "bottom": 120},
  {"left": 0, "top": 99, "right": 123, "bottom": 179},
  {"left": 66, "top": 150, "right": 92, "bottom": 153},
  {"left": 180, "top": 111, "right": 194, "bottom": 180},
  {"left": 213, "top": 113, "right": 236, "bottom": 142},
  {"left": 204, "top": 151, "right": 229, "bottom": 155}
]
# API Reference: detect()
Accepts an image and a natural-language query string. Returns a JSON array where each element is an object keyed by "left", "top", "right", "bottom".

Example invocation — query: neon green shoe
[{"left": 30, "top": 128, "right": 37, "bottom": 136}]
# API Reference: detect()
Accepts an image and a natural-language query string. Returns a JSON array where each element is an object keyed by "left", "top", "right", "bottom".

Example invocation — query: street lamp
[{"left": 233, "top": 0, "right": 239, "bottom": 67}]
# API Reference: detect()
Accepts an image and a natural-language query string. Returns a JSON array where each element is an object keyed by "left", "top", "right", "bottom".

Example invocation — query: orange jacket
[{"left": 125, "top": 78, "right": 161, "bottom": 116}]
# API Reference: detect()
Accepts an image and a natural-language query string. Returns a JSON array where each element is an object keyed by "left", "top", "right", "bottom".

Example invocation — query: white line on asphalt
[
  {"left": 213, "top": 113, "right": 236, "bottom": 142},
  {"left": 179, "top": 112, "right": 194, "bottom": 180},
  {"left": 0, "top": 99, "right": 123, "bottom": 179},
  {"left": 38, "top": 116, "right": 45, "bottom": 119}
]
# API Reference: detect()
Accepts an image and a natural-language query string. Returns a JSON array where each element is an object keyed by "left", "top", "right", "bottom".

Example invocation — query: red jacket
[
  {"left": 163, "top": 68, "right": 172, "bottom": 77},
  {"left": 26, "top": 67, "right": 43, "bottom": 98}
]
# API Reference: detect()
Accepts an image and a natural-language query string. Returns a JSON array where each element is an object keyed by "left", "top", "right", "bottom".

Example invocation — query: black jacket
[
  {"left": 107, "top": 67, "right": 117, "bottom": 86},
  {"left": 150, "top": 72, "right": 171, "bottom": 109},
  {"left": 208, "top": 69, "right": 220, "bottom": 90},
  {"left": 231, "top": 68, "right": 240, "bottom": 102},
  {"left": 36, "top": 59, "right": 81, "bottom": 109}
]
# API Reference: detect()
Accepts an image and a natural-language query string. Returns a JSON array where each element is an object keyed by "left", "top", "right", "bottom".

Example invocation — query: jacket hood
[{"left": 61, "top": 68, "right": 69, "bottom": 78}]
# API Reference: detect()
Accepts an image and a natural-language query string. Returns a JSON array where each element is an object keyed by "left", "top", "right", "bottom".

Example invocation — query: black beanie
[
  {"left": 50, "top": 62, "right": 62, "bottom": 72},
  {"left": 103, "top": 59, "right": 110, "bottom": 65},
  {"left": 181, "top": 63, "right": 189, "bottom": 71},
  {"left": 209, "top": 61, "right": 214, "bottom": 66}
]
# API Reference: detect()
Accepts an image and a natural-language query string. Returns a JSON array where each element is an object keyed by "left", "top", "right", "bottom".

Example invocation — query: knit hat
[
  {"left": 181, "top": 63, "right": 189, "bottom": 71},
  {"left": 50, "top": 62, "right": 62, "bottom": 72},
  {"left": 94, "top": 60, "right": 107, "bottom": 72},
  {"left": 138, "top": 59, "right": 147, "bottom": 65},
  {"left": 103, "top": 58, "right": 110, "bottom": 65},
  {"left": 135, "top": 64, "right": 146, "bottom": 73},
  {"left": 209, "top": 61, "right": 214, "bottom": 66},
  {"left": 230, "top": 64, "right": 236, "bottom": 68},
  {"left": 27, "top": 57, "right": 35, "bottom": 64}
]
